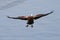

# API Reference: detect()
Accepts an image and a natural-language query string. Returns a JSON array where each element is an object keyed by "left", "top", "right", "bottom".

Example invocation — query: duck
[{"left": 7, "top": 10, "right": 54, "bottom": 28}]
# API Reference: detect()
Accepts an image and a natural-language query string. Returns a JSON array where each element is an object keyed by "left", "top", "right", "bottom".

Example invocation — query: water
[{"left": 0, "top": 0, "right": 60, "bottom": 40}]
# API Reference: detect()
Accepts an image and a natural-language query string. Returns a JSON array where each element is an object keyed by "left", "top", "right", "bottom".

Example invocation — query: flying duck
[{"left": 7, "top": 10, "right": 54, "bottom": 28}]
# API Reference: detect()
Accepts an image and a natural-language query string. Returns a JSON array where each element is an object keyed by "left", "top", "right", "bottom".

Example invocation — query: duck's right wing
[{"left": 7, "top": 16, "right": 28, "bottom": 20}]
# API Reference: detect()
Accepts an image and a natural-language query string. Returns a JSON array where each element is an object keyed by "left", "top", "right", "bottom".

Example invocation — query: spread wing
[
  {"left": 33, "top": 10, "right": 54, "bottom": 20},
  {"left": 7, "top": 16, "right": 28, "bottom": 20}
]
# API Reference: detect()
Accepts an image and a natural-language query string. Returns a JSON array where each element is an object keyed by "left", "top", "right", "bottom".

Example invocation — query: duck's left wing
[{"left": 33, "top": 10, "right": 54, "bottom": 20}]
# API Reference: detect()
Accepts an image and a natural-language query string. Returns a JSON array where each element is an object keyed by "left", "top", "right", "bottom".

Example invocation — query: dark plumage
[{"left": 7, "top": 10, "right": 54, "bottom": 28}]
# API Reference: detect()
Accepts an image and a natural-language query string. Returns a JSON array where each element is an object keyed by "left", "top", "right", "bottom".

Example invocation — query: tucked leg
[
  {"left": 26, "top": 24, "right": 29, "bottom": 27},
  {"left": 31, "top": 24, "right": 33, "bottom": 28}
]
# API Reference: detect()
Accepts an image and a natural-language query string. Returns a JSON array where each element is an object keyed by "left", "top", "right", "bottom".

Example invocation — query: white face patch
[{"left": 31, "top": 14, "right": 33, "bottom": 16}]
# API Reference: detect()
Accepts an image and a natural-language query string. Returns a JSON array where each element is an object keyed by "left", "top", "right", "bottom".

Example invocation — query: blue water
[
  {"left": 0, "top": 0, "right": 60, "bottom": 40},
  {"left": 0, "top": 21, "right": 60, "bottom": 40}
]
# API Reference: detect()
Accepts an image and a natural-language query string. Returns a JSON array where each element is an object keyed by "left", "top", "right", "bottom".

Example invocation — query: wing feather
[
  {"left": 33, "top": 10, "right": 54, "bottom": 20},
  {"left": 7, "top": 16, "right": 28, "bottom": 20},
  {"left": 18, "top": 16, "right": 28, "bottom": 20}
]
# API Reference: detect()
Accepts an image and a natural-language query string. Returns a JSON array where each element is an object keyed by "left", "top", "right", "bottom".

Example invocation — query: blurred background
[{"left": 0, "top": 0, "right": 60, "bottom": 40}]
